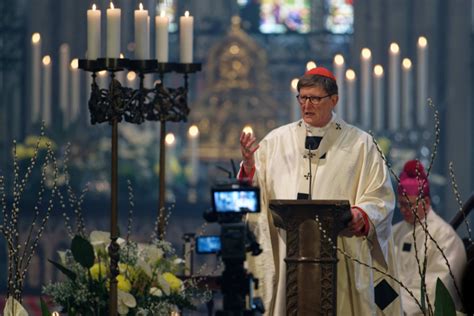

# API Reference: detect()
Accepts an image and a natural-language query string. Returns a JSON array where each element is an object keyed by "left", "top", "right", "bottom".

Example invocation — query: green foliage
[
  {"left": 40, "top": 297, "right": 51, "bottom": 316},
  {"left": 434, "top": 278, "right": 456, "bottom": 316},
  {"left": 47, "top": 259, "right": 77, "bottom": 281},
  {"left": 71, "top": 235, "right": 95, "bottom": 268}
]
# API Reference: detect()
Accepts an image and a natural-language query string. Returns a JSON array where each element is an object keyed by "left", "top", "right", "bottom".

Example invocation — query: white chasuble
[
  {"left": 393, "top": 209, "right": 466, "bottom": 315},
  {"left": 245, "top": 115, "right": 402, "bottom": 315}
]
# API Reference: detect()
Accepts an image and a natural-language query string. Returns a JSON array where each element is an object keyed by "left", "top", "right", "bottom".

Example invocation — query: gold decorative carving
[{"left": 191, "top": 16, "right": 280, "bottom": 161}]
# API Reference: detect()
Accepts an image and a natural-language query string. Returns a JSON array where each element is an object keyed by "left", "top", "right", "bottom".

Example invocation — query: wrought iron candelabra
[{"left": 79, "top": 57, "right": 201, "bottom": 315}]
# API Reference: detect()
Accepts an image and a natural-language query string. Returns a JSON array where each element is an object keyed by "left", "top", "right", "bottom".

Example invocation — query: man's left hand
[{"left": 342, "top": 207, "right": 368, "bottom": 237}]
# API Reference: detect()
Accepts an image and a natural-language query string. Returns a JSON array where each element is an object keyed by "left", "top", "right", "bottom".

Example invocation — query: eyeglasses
[{"left": 296, "top": 94, "right": 333, "bottom": 105}]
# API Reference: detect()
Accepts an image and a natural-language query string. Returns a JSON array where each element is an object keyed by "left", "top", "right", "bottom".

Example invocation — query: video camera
[{"left": 199, "top": 181, "right": 264, "bottom": 315}]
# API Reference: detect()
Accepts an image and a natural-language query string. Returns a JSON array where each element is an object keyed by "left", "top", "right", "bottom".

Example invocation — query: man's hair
[{"left": 297, "top": 75, "right": 338, "bottom": 95}]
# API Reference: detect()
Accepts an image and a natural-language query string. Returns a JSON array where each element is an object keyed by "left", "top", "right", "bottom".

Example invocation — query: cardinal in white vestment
[
  {"left": 239, "top": 67, "right": 402, "bottom": 315},
  {"left": 393, "top": 160, "right": 467, "bottom": 315}
]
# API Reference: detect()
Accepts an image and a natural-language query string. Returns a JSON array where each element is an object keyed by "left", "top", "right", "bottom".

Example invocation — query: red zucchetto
[
  {"left": 397, "top": 159, "right": 430, "bottom": 197},
  {"left": 304, "top": 67, "right": 337, "bottom": 82}
]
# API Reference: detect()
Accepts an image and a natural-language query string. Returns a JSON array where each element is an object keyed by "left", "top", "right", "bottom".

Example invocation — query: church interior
[{"left": 0, "top": 0, "right": 473, "bottom": 315}]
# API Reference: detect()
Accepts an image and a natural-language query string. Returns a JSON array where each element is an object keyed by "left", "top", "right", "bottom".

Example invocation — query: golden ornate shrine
[{"left": 191, "top": 16, "right": 281, "bottom": 161}]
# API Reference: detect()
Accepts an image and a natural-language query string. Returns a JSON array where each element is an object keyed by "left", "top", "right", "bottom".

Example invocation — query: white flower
[
  {"left": 117, "top": 289, "right": 137, "bottom": 315},
  {"left": 3, "top": 297, "right": 28, "bottom": 316},
  {"left": 136, "top": 258, "right": 153, "bottom": 278},
  {"left": 173, "top": 258, "right": 184, "bottom": 265},
  {"left": 57, "top": 250, "right": 67, "bottom": 264},
  {"left": 149, "top": 287, "right": 163, "bottom": 297},
  {"left": 137, "top": 243, "right": 164, "bottom": 263},
  {"left": 90, "top": 231, "right": 126, "bottom": 253}
]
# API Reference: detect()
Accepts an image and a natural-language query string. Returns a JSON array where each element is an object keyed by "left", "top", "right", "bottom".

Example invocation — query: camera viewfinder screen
[
  {"left": 213, "top": 189, "right": 260, "bottom": 213},
  {"left": 196, "top": 236, "right": 221, "bottom": 254}
]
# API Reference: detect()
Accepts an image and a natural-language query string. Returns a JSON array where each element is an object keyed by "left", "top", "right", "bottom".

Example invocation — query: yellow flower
[
  {"left": 162, "top": 272, "right": 182, "bottom": 293},
  {"left": 89, "top": 262, "right": 107, "bottom": 280},
  {"left": 117, "top": 275, "right": 132, "bottom": 292},
  {"left": 119, "top": 263, "right": 138, "bottom": 282}
]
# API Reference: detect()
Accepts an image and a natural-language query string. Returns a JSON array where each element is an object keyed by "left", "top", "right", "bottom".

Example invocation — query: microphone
[{"left": 304, "top": 136, "right": 322, "bottom": 200}]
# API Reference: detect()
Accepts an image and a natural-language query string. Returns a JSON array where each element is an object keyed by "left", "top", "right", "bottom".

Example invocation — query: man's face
[
  {"left": 299, "top": 86, "right": 338, "bottom": 127},
  {"left": 398, "top": 195, "right": 430, "bottom": 224}
]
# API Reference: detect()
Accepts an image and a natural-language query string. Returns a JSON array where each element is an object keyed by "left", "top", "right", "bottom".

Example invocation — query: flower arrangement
[{"left": 42, "top": 231, "right": 210, "bottom": 315}]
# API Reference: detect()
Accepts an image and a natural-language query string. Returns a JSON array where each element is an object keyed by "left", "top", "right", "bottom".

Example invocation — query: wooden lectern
[{"left": 269, "top": 199, "right": 351, "bottom": 316}]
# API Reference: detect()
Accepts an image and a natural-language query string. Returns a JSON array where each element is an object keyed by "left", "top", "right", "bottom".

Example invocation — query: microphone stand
[{"left": 307, "top": 149, "right": 314, "bottom": 200}]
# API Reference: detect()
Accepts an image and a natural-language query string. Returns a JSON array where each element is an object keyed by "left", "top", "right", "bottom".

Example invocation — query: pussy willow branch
[
  {"left": 18, "top": 143, "right": 54, "bottom": 279},
  {"left": 313, "top": 216, "right": 425, "bottom": 313},
  {"left": 448, "top": 161, "right": 473, "bottom": 243},
  {"left": 62, "top": 143, "right": 86, "bottom": 237},
  {"left": 17, "top": 144, "right": 58, "bottom": 299},
  {"left": 126, "top": 179, "right": 134, "bottom": 243},
  {"left": 371, "top": 98, "right": 464, "bottom": 315}
]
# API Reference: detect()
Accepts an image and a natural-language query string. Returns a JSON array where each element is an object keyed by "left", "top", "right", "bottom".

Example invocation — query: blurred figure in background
[{"left": 393, "top": 160, "right": 467, "bottom": 315}]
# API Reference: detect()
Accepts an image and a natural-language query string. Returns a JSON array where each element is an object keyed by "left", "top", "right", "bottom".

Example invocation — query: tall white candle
[
  {"left": 107, "top": 2, "right": 121, "bottom": 58},
  {"left": 345, "top": 69, "right": 356, "bottom": 124},
  {"left": 417, "top": 36, "right": 428, "bottom": 127},
  {"left": 165, "top": 132, "right": 176, "bottom": 185},
  {"left": 115, "top": 53, "right": 126, "bottom": 85},
  {"left": 402, "top": 58, "right": 413, "bottom": 130},
  {"left": 134, "top": 3, "right": 148, "bottom": 59},
  {"left": 87, "top": 4, "right": 101, "bottom": 59},
  {"left": 98, "top": 70, "right": 108, "bottom": 89},
  {"left": 59, "top": 43, "right": 70, "bottom": 129},
  {"left": 146, "top": 15, "right": 150, "bottom": 59},
  {"left": 126, "top": 71, "right": 138, "bottom": 89},
  {"left": 388, "top": 42, "right": 401, "bottom": 131},
  {"left": 70, "top": 59, "right": 80, "bottom": 123},
  {"left": 41, "top": 55, "right": 52, "bottom": 127},
  {"left": 31, "top": 33, "right": 41, "bottom": 124},
  {"left": 155, "top": 10, "right": 169, "bottom": 62},
  {"left": 188, "top": 125, "right": 199, "bottom": 185},
  {"left": 290, "top": 78, "right": 299, "bottom": 122},
  {"left": 333, "top": 54, "right": 345, "bottom": 119},
  {"left": 373, "top": 65, "right": 384, "bottom": 131},
  {"left": 179, "top": 11, "right": 194, "bottom": 63},
  {"left": 360, "top": 48, "right": 372, "bottom": 129}
]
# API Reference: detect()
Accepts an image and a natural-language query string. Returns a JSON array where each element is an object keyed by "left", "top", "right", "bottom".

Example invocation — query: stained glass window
[{"left": 325, "top": 0, "right": 354, "bottom": 34}]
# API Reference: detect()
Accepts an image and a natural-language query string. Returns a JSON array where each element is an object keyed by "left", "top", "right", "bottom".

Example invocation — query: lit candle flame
[
  {"left": 188, "top": 125, "right": 199, "bottom": 137},
  {"left": 165, "top": 133, "right": 176, "bottom": 145},
  {"left": 92, "top": 4, "right": 97, "bottom": 10},
  {"left": 42, "top": 55, "right": 51, "bottom": 66},
  {"left": 334, "top": 54, "right": 344, "bottom": 65},
  {"left": 291, "top": 78, "right": 299, "bottom": 91},
  {"left": 70, "top": 58, "right": 78, "bottom": 69},
  {"left": 418, "top": 36, "right": 428, "bottom": 48},
  {"left": 390, "top": 43, "right": 399, "bottom": 54},
  {"left": 306, "top": 61, "right": 317, "bottom": 70},
  {"left": 110, "top": 2, "right": 115, "bottom": 9},
  {"left": 185, "top": 11, "right": 190, "bottom": 17},
  {"left": 161, "top": 10, "right": 166, "bottom": 17},
  {"left": 32, "top": 33, "right": 41, "bottom": 44},
  {"left": 139, "top": 3, "right": 143, "bottom": 10},
  {"left": 374, "top": 65, "right": 384, "bottom": 76},
  {"left": 346, "top": 69, "right": 356, "bottom": 80},
  {"left": 361, "top": 48, "right": 371, "bottom": 59},
  {"left": 127, "top": 71, "right": 136, "bottom": 81},
  {"left": 402, "top": 58, "right": 412, "bottom": 69},
  {"left": 242, "top": 125, "right": 253, "bottom": 135}
]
